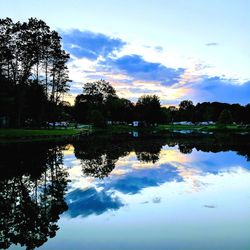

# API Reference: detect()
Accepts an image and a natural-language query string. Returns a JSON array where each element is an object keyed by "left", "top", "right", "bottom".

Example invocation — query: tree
[
  {"left": 105, "top": 97, "right": 134, "bottom": 122},
  {"left": 160, "top": 107, "right": 171, "bottom": 124},
  {"left": 83, "top": 79, "right": 117, "bottom": 106},
  {"left": 74, "top": 80, "right": 117, "bottom": 124},
  {"left": 74, "top": 94, "right": 91, "bottom": 123},
  {"left": 178, "top": 100, "right": 195, "bottom": 122},
  {"left": 88, "top": 110, "right": 106, "bottom": 128},
  {"left": 179, "top": 100, "right": 194, "bottom": 111},
  {"left": 0, "top": 18, "right": 71, "bottom": 127},
  {"left": 217, "top": 109, "right": 233, "bottom": 125},
  {"left": 136, "top": 95, "right": 161, "bottom": 124}
]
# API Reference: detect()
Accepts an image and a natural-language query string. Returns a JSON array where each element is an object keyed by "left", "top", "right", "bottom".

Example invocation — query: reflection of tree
[
  {"left": 73, "top": 132, "right": 250, "bottom": 180},
  {"left": 80, "top": 156, "right": 117, "bottom": 178},
  {"left": 178, "top": 144, "right": 193, "bottom": 154},
  {"left": 74, "top": 136, "right": 130, "bottom": 178},
  {"left": 0, "top": 144, "right": 68, "bottom": 249},
  {"left": 73, "top": 135, "right": 167, "bottom": 178},
  {"left": 164, "top": 132, "right": 250, "bottom": 159},
  {"left": 134, "top": 139, "right": 163, "bottom": 163}
]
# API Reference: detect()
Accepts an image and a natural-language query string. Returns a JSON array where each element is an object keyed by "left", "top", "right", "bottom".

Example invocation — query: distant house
[
  {"left": 0, "top": 116, "right": 9, "bottom": 128},
  {"left": 198, "top": 121, "right": 215, "bottom": 125},
  {"left": 172, "top": 121, "right": 194, "bottom": 125},
  {"left": 133, "top": 131, "right": 139, "bottom": 137},
  {"left": 132, "top": 121, "right": 139, "bottom": 127},
  {"left": 48, "top": 121, "right": 69, "bottom": 128},
  {"left": 132, "top": 121, "right": 146, "bottom": 127}
]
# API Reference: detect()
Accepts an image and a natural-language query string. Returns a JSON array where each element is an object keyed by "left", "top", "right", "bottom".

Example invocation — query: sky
[{"left": 0, "top": 0, "right": 250, "bottom": 106}]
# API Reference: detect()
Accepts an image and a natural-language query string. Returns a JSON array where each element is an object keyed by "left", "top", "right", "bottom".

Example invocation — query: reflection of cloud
[
  {"left": 66, "top": 188, "right": 124, "bottom": 218},
  {"left": 114, "top": 149, "right": 191, "bottom": 171},
  {"left": 204, "top": 205, "right": 216, "bottom": 208},
  {"left": 102, "top": 166, "right": 182, "bottom": 194},
  {"left": 205, "top": 42, "right": 219, "bottom": 46},
  {"left": 170, "top": 162, "right": 203, "bottom": 192},
  {"left": 62, "top": 144, "right": 75, "bottom": 155},
  {"left": 152, "top": 197, "right": 161, "bottom": 203},
  {"left": 154, "top": 46, "right": 163, "bottom": 52},
  {"left": 111, "top": 169, "right": 129, "bottom": 176}
]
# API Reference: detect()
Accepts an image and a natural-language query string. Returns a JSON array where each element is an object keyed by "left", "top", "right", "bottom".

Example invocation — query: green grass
[
  {"left": 158, "top": 124, "right": 250, "bottom": 132},
  {"left": 0, "top": 129, "right": 83, "bottom": 137},
  {"left": 1, "top": 123, "right": 249, "bottom": 143},
  {"left": 93, "top": 124, "right": 250, "bottom": 134},
  {"left": 0, "top": 128, "right": 92, "bottom": 143}
]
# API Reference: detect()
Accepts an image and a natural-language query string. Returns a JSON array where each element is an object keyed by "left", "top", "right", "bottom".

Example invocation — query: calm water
[{"left": 1, "top": 132, "right": 250, "bottom": 250}]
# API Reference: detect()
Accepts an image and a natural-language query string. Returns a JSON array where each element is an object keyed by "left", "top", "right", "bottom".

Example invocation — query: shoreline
[{"left": 1, "top": 124, "right": 250, "bottom": 144}]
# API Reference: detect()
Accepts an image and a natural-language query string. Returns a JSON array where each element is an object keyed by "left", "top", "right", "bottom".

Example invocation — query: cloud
[
  {"left": 205, "top": 42, "right": 219, "bottom": 46},
  {"left": 66, "top": 187, "right": 124, "bottom": 218},
  {"left": 100, "top": 54, "right": 185, "bottom": 85},
  {"left": 190, "top": 77, "right": 250, "bottom": 104},
  {"left": 62, "top": 28, "right": 249, "bottom": 106},
  {"left": 62, "top": 29, "right": 126, "bottom": 60},
  {"left": 154, "top": 46, "right": 163, "bottom": 52}
]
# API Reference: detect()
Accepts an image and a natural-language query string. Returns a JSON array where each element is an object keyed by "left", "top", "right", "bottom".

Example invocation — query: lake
[{"left": 1, "top": 132, "right": 250, "bottom": 250}]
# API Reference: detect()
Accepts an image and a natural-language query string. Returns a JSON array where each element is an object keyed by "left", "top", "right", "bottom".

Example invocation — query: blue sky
[{"left": 1, "top": 0, "right": 250, "bottom": 105}]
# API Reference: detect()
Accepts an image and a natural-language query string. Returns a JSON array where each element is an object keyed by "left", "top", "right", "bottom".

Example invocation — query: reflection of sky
[
  {"left": 37, "top": 145, "right": 250, "bottom": 250},
  {"left": 63, "top": 145, "right": 250, "bottom": 217}
]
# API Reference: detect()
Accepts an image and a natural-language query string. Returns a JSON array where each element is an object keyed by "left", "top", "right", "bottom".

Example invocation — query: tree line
[
  {"left": 74, "top": 80, "right": 250, "bottom": 127},
  {"left": 0, "top": 18, "right": 70, "bottom": 127},
  {"left": 1, "top": 18, "right": 249, "bottom": 129}
]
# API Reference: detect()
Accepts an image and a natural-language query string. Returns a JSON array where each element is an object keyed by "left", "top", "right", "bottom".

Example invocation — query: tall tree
[
  {"left": 136, "top": 95, "right": 161, "bottom": 124},
  {"left": 0, "top": 18, "right": 71, "bottom": 127}
]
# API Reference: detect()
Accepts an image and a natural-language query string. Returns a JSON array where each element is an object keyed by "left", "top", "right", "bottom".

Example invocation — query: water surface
[{"left": 2, "top": 132, "right": 250, "bottom": 250}]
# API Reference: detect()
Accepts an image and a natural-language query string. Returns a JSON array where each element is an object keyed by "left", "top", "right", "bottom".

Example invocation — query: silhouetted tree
[
  {"left": 217, "top": 109, "right": 233, "bottom": 125},
  {"left": 83, "top": 79, "right": 117, "bottom": 106},
  {"left": 136, "top": 95, "right": 161, "bottom": 124},
  {"left": 105, "top": 97, "right": 134, "bottom": 122},
  {"left": 178, "top": 100, "right": 195, "bottom": 122},
  {"left": 89, "top": 110, "right": 106, "bottom": 128},
  {"left": 0, "top": 18, "right": 71, "bottom": 127}
]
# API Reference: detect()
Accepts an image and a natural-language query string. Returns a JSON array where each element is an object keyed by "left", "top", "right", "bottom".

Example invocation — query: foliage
[
  {"left": 0, "top": 144, "right": 68, "bottom": 249},
  {"left": 83, "top": 79, "right": 117, "bottom": 106},
  {"left": 136, "top": 95, "right": 161, "bottom": 124},
  {"left": 179, "top": 100, "right": 194, "bottom": 111},
  {"left": 217, "top": 109, "right": 233, "bottom": 125},
  {"left": 75, "top": 80, "right": 134, "bottom": 124},
  {"left": 0, "top": 18, "right": 71, "bottom": 127},
  {"left": 89, "top": 110, "right": 106, "bottom": 128}
]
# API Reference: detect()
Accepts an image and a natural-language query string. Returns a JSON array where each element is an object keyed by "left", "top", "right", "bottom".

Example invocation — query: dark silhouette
[
  {"left": 73, "top": 134, "right": 165, "bottom": 178},
  {"left": 73, "top": 133, "right": 250, "bottom": 179},
  {"left": 162, "top": 100, "right": 250, "bottom": 124},
  {"left": 73, "top": 84, "right": 250, "bottom": 126},
  {"left": 0, "top": 143, "right": 68, "bottom": 249},
  {"left": 0, "top": 18, "right": 71, "bottom": 128},
  {"left": 217, "top": 109, "right": 233, "bottom": 125},
  {"left": 74, "top": 79, "right": 134, "bottom": 126},
  {"left": 135, "top": 95, "right": 161, "bottom": 125}
]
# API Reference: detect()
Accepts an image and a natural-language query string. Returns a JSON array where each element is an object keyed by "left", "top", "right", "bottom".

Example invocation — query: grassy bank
[
  {"left": 0, "top": 128, "right": 92, "bottom": 143},
  {"left": 158, "top": 124, "right": 250, "bottom": 132},
  {"left": 1, "top": 123, "right": 249, "bottom": 143}
]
